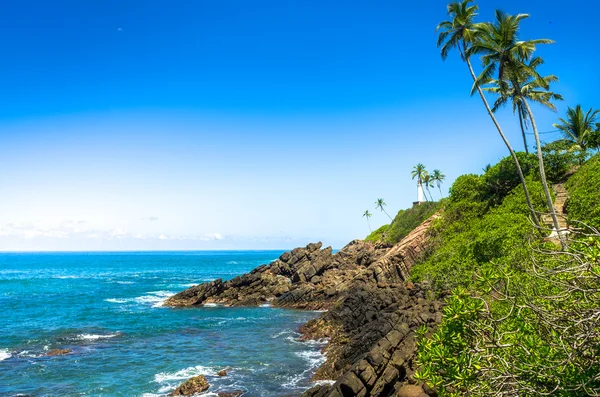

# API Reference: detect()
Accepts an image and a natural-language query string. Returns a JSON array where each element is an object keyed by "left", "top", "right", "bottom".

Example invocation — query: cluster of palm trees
[
  {"left": 411, "top": 164, "right": 446, "bottom": 202},
  {"left": 437, "top": 0, "right": 571, "bottom": 244},
  {"left": 362, "top": 167, "right": 446, "bottom": 232}
]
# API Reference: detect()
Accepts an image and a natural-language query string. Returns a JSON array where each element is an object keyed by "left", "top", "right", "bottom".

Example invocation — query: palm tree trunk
[
  {"left": 460, "top": 43, "right": 540, "bottom": 227},
  {"left": 383, "top": 210, "right": 393, "bottom": 222},
  {"left": 438, "top": 186, "right": 443, "bottom": 199},
  {"left": 367, "top": 219, "right": 372, "bottom": 233},
  {"left": 522, "top": 98, "right": 567, "bottom": 248},
  {"left": 518, "top": 109, "right": 529, "bottom": 155}
]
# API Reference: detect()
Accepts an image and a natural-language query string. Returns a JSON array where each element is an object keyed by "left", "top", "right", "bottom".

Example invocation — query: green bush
[{"left": 566, "top": 152, "right": 600, "bottom": 228}]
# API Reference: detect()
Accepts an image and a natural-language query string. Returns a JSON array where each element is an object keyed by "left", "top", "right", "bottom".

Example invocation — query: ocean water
[{"left": 0, "top": 252, "right": 330, "bottom": 397}]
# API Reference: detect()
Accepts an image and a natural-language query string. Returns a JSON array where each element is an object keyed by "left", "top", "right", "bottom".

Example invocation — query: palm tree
[
  {"left": 411, "top": 163, "right": 428, "bottom": 202},
  {"left": 431, "top": 169, "right": 446, "bottom": 198},
  {"left": 553, "top": 105, "right": 600, "bottom": 164},
  {"left": 437, "top": 1, "right": 540, "bottom": 227},
  {"left": 422, "top": 173, "right": 435, "bottom": 202},
  {"left": 362, "top": 210, "right": 372, "bottom": 232},
  {"left": 375, "top": 198, "right": 393, "bottom": 221},
  {"left": 469, "top": 11, "right": 563, "bottom": 242},
  {"left": 484, "top": 57, "right": 563, "bottom": 154}
]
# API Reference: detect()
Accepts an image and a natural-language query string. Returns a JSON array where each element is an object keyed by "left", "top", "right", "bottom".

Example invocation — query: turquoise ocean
[{"left": 0, "top": 252, "right": 329, "bottom": 396}]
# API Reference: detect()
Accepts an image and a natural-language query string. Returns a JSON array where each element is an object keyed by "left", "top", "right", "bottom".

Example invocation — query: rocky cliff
[{"left": 164, "top": 211, "right": 443, "bottom": 396}]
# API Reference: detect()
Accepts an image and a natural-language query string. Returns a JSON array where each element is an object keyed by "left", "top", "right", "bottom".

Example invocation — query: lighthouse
[{"left": 413, "top": 179, "right": 425, "bottom": 206}]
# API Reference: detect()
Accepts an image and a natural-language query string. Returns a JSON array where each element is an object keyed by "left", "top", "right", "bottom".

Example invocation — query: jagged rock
[
  {"left": 169, "top": 375, "right": 209, "bottom": 396},
  {"left": 216, "top": 369, "right": 228, "bottom": 377},
  {"left": 46, "top": 348, "right": 72, "bottom": 356}
]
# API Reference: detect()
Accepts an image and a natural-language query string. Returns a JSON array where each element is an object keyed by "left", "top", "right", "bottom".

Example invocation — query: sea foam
[{"left": 0, "top": 349, "right": 11, "bottom": 361}]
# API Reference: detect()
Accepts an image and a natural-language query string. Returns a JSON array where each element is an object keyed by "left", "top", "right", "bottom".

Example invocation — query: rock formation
[
  {"left": 46, "top": 348, "right": 72, "bottom": 356},
  {"left": 164, "top": 211, "right": 443, "bottom": 397},
  {"left": 169, "top": 375, "right": 210, "bottom": 396}
]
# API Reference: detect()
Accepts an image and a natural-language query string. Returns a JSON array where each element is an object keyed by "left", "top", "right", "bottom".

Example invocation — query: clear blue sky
[{"left": 0, "top": 0, "right": 598, "bottom": 250}]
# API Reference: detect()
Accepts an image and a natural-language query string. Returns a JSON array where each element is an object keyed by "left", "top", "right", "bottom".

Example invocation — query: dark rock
[
  {"left": 169, "top": 375, "right": 209, "bottom": 396},
  {"left": 217, "top": 391, "right": 244, "bottom": 397},
  {"left": 216, "top": 369, "right": 227, "bottom": 377}
]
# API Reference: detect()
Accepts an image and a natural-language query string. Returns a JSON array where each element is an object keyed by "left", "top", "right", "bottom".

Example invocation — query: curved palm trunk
[
  {"left": 383, "top": 210, "right": 393, "bottom": 221},
  {"left": 522, "top": 99, "right": 567, "bottom": 248},
  {"left": 366, "top": 218, "right": 372, "bottom": 233},
  {"left": 518, "top": 110, "right": 529, "bottom": 155},
  {"left": 438, "top": 186, "right": 444, "bottom": 199},
  {"left": 460, "top": 44, "right": 540, "bottom": 227}
]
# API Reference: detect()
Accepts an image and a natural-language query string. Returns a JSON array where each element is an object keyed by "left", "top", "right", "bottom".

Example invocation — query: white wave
[
  {"left": 285, "top": 336, "right": 329, "bottom": 347},
  {"left": 203, "top": 303, "right": 219, "bottom": 307},
  {"left": 226, "top": 261, "right": 238, "bottom": 265},
  {"left": 0, "top": 349, "right": 11, "bottom": 361},
  {"left": 105, "top": 298, "right": 128, "bottom": 304},
  {"left": 313, "top": 380, "right": 336, "bottom": 386},
  {"left": 295, "top": 350, "right": 327, "bottom": 369},
  {"left": 154, "top": 365, "right": 217, "bottom": 383},
  {"left": 116, "top": 281, "right": 134, "bottom": 285},
  {"left": 106, "top": 291, "right": 175, "bottom": 308},
  {"left": 271, "top": 330, "right": 297, "bottom": 339},
  {"left": 259, "top": 303, "right": 271, "bottom": 308},
  {"left": 76, "top": 333, "right": 119, "bottom": 341},
  {"left": 52, "top": 275, "right": 80, "bottom": 279},
  {"left": 180, "top": 283, "right": 198, "bottom": 287}
]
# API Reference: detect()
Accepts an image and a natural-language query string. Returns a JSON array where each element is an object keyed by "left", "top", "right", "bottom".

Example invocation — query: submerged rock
[
  {"left": 46, "top": 348, "right": 72, "bottom": 356},
  {"left": 169, "top": 375, "right": 209, "bottom": 396},
  {"left": 217, "top": 391, "right": 244, "bottom": 397},
  {"left": 216, "top": 369, "right": 228, "bottom": 377}
]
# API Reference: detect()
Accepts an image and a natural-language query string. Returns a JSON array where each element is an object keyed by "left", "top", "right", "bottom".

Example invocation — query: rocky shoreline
[{"left": 164, "top": 212, "right": 443, "bottom": 396}]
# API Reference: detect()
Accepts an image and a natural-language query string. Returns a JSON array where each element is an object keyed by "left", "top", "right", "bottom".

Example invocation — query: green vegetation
[
  {"left": 566, "top": 153, "right": 600, "bottom": 228},
  {"left": 366, "top": 201, "right": 441, "bottom": 244},
  {"left": 411, "top": 152, "right": 600, "bottom": 396},
  {"left": 410, "top": 3, "right": 600, "bottom": 393}
]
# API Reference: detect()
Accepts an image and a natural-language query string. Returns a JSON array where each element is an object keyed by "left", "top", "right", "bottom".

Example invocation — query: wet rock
[
  {"left": 46, "top": 348, "right": 72, "bottom": 356},
  {"left": 169, "top": 375, "right": 209, "bottom": 396},
  {"left": 216, "top": 369, "right": 228, "bottom": 377}
]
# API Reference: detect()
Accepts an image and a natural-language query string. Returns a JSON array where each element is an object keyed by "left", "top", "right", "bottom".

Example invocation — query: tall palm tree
[
  {"left": 362, "top": 210, "right": 372, "bottom": 232},
  {"left": 411, "top": 163, "right": 428, "bottom": 202},
  {"left": 431, "top": 169, "right": 446, "bottom": 198},
  {"left": 375, "top": 198, "right": 393, "bottom": 221},
  {"left": 553, "top": 105, "right": 600, "bottom": 164},
  {"left": 422, "top": 173, "right": 435, "bottom": 202},
  {"left": 469, "top": 11, "right": 563, "bottom": 242},
  {"left": 437, "top": 1, "right": 540, "bottom": 227},
  {"left": 484, "top": 57, "right": 563, "bottom": 154}
]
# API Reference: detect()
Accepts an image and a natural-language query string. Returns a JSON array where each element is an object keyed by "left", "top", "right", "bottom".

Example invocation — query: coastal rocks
[
  {"left": 216, "top": 369, "right": 228, "bottom": 377},
  {"left": 46, "top": 348, "right": 72, "bottom": 356},
  {"left": 169, "top": 375, "right": 209, "bottom": 396},
  {"left": 300, "top": 282, "right": 446, "bottom": 397},
  {"left": 164, "top": 211, "right": 443, "bottom": 397}
]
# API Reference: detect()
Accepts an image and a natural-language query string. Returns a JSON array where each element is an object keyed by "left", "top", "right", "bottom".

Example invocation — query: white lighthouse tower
[{"left": 413, "top": 179, "right": 425, "bottom": 206}]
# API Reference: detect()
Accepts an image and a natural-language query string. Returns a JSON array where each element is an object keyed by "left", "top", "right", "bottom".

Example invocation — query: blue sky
[{"left": 0, "top": 0, "right": 598, "bottom": 250}]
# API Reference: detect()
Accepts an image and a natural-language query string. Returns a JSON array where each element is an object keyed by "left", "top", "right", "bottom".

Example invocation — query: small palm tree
[
  {"left": 553, "top": 105, "right": 600, "bottom": 164},
  {"left": 362, "top": 210, "right": 372, "bottom": 232},
  {"left": 375, "top": 198, "right": 393, "bottom": 221},
  {"left": 431, "top": 169, "right": 446, "bottom": 198}
]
